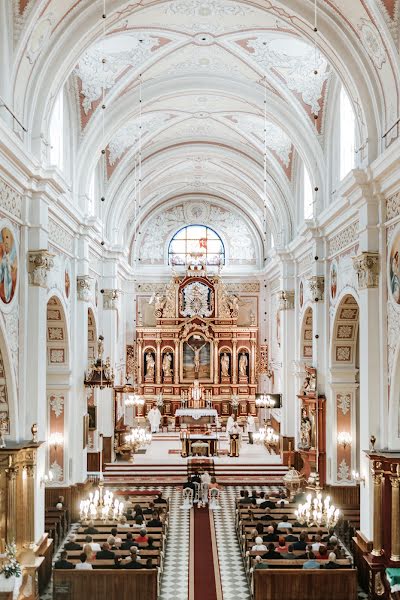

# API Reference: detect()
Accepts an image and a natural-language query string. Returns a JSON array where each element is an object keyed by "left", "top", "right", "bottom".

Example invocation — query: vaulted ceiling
[{"left": 9, "top": 0, "right": 400, "bottom": 269}]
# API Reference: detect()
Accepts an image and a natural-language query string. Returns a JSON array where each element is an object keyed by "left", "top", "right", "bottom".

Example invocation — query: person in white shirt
[
  {"left": 226, "top": 414, "right": 235, "bottom": 434},
  {"left": 246, "top": 414, "right": 256, "bottom": 444},
  {"left": 311, "top": 535, "right": 322, "bottom": 553},
  {"left": 119, "top": 516, "right": 131, "bottom": 528},
  {"left": 277, "top": 515, "right": 293, "bottom": 530},
  {"left": 75, "top": 553, "right": 93, "bottom": 570},
  {"left": 85, "top": 535, "right": 101, "bottom": 552},
  {"left": 251, "top": 537, "right": 268, "bottom": 552}
]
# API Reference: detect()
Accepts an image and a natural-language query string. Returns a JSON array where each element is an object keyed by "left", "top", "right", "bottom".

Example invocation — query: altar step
[{"left": 101, "top": 461, "right": 289, "bottom": 485}]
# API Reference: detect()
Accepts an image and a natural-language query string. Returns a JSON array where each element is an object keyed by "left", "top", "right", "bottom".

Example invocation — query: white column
[{"left": 278, "top": 291, "right": 296, "bottom": 437}]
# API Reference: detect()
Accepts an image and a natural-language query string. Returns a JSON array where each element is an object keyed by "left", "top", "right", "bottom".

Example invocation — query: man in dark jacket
[
  {"left": 261, "top": 543, "right": 281, "bottom": 560},
  {"left": 95, "top": 542, "right": 115, "bottom": 559},
  {"left": 64, "top": 535, "right": 82, "bottom": 551},
  {"left": 54, "top": 551, "right": 75, "bottom": 569}
]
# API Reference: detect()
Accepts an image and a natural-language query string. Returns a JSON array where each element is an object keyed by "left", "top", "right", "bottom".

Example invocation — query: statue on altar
[
  {"left": 239, "top": 352, "right": 248, "bottom": 377},
  {"left": 187, "top": 340, "right": 207, "bottom": 375},
  {"left": 221, "top": 352, "right": 230, "bottom": 377},
  {"left": 299, "top": 407, "right": 312, "bottom": 449},
  {"left": 191, "top": 379, "right": 203, "bottom": 408},
  {"left": 162, "top": 353, "right": 172, "bottom": 378},
  {"left": 145, "top": 352, "right": 155, "bottom": 379}
]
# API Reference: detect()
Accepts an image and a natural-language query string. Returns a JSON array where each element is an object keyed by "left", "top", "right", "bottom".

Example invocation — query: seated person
[
  {"left": 143, "top": 502, "right": 155, "bottom": 515},
  {"left": 145, "top": 558, "right": 155, "bottom": 569},
  {"left": 124, "top": 546, "right": 143, "bottom": 569},
  {"left": 85, "top": 535, "right": 101, "bottom": 553},
  {"left": 293, "top": 532, "right": 308, "bottom": 550},
  {"left": 132, "top": 515, "right": 145, "bottom": 529},
  {"left": 284, "top": 532, "right": 299, "bottom": 542},
  {"left": 75, "top": 552, "right": 93, "bottom": 570},
  {"left": 135, "top": 528, "right": 149, "bottom": 544},
  {"left": 154, "top": 492, "right": 167, "bottom": 505},
  {"left": 253, "top": 555, "right": 269, "bottom": 570},
  {"left": 254, "top": 507, "right": 274, "bottom": 522},
  {"left": 256, "top": 491, "right": 266, "bottom": 505},
  {"left": 147, "top": 511, "right": 163, "bottom": 528},
  {"left": 64, "top": 534, "right": 82, "bottom": 551},
  {"left": 277, "top": 515, "right": 292, "bottom": 531},
  {"left": 110, "top": 528, "right": 122, "bottom": 547},
  {"left": 107, "top": 535, "right": 119, "bottom": 550},
  {"left": 54, "top": 550, "right": 75, "bottom": 569},
  {"left": 275, "top": 538, "right": 288, "bottom": 553},
  {"left": 96, "top": 542, "right": 115, "bottom": 559},
  {"left": 83, "top": 520, "right": 99, "bottom": 534},
  {"left": 262, "top": 525, "right": 279, "bottom": 542},
  {"left": 113, "top": 556, "right": 122, "bottom": 569},
  {"left": 125, "top": 508, "right": 134, "bottom": 521},
  {"left": 251, "top": 537, "right": 267, "bottom": 552},
  {"left": 239, "top": 490, "right": 252, "bottom": 505},
  {"left": 147, "top": 536, "right": 155, "bottom": 549},
  {"left": 121, "top": 532, "right": 137, "bottom": 550},
  {"left": 250, "top": 522, "right": 264, "bottom": 540},
  {"left": 209, "top": 476, "right": 219, "bottom": 490},
  {"left": 281, "top": 544, "right": 305, "bottom": 560},
  {"left": 261, "top": 542, "right": 281, "bottom": 560},
  {"left": 311, "top": 535, "right": 323, "bottom": 553},
  {"left": 303, "top": 551, "right": 321, "bottom": 569},
  {"left": 83, "top": 543, "right": 95, "bottom": 562},
  {"left": 259, "top": 497, "right": 276, "bottom": 509},
  {"left": 119, "top": 516, "right": 130, "bottom": 528},
  {"left": 56, "top": 495, "right": 65, "bottom": 510},
  {"left": 322, "top": 527, "right": 336, "bottom": 543},
  {"left": 315, "top": 545, "right": 329, "bottom": 560},
  {"left": 277, "top": 491, "right": 289, "bottom": 505}
]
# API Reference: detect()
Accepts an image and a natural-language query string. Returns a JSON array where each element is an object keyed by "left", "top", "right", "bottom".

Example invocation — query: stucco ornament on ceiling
[
  {"left": 165, "top": 0, "right": 255, "bottom": 16},
  {"left": 108, "top": 112, "right": 177, "bottom": 165},
  {"left": 357, "top": 19, "right": 387, "bottom": 69},
  {"left": 138, "top": 202, "right": 256, "bottom": 264},
  {"left": 74, "top": 33, "right": 168, "bottom": 113},
  {"left": 222, "top": 114, "right": 292, "bottom": 166},
  {"left": 238, "top": 36, "right": 329, "bottom": 114}
]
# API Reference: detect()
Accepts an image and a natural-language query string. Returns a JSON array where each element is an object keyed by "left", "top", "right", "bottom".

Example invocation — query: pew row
[{"left": 53, "top": 569, "right": 158, "bottom": 600}]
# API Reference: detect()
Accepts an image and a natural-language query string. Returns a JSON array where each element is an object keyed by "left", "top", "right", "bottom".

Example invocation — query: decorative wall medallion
[
  {"left": 337, "top": 393, "right": 351, "bottom": 416},
  {"left": 338, "top": 458, "right": 350, "bottom": 481},
  {"left": 49, "top": 461, "right": 63, "bottom": 482},
  {"left": 49, "top": 349, "right": 65, "bottom": 364},
  {"left": 358, "top": 18, "right": 386, "bottom": 69},
  {"left": 26, "top": 13, "right": 54, "bottom": 64},
  {"left": 50, "top": 394, "right": 64, "bottom": 418},
  {"left": 389, "top": 229, "right": 400, "bottom": 305},
  {"left": 0, "top": 222, "right": 18, "bottom": 306},
  {"left": 337, "top": 325, "right": 354, "bottom": 339},
  {"left": 330, "top": 261, "right": 337, "bottom": 300}
]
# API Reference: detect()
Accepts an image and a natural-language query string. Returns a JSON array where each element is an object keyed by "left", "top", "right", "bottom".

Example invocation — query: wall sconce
[
  {"left": 40, "top": 470, "right": 54, "bottom": 486},
  {"left": 337, "top": 431, "right": 352, "bottom": 449},
  {"left": 48, "top": 432, "right": 64, "bottom": 449},
  {"left": 352, "top": 470, "right": 365, "bottom": 486}
]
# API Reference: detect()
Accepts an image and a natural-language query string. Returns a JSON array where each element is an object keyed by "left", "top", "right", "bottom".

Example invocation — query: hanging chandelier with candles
[
  {"left": 80, "top": 487, "right": 124, "bottom": 521},
  {"left": 295, "top": 492, "right": 340, "bottom": 529},
  {"left": 124, "top": 393, "right": 145, "bottom": 408},
  {"left": 254, "top": 426, "right": 279, "bottom": 445},
  {"left": 255, "top": 394, "right": 276, "bottom": 409}
]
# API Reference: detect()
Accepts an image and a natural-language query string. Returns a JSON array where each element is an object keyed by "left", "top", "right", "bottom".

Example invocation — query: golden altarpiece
[{"left": 117, "top": 272, "right": 259, "bottom": 423}]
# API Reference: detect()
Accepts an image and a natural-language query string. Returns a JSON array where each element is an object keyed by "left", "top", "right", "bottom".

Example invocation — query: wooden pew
[
  {"left": 53, "top": 569, "right": 158, "bottom": 600},
  {"left": 253, "top": 568, "right": 358, "bottom": 600}
]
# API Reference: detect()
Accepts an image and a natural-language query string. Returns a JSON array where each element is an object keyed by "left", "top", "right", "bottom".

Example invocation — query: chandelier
[
  {"left": 80, "top": 487, "right": 124, "bottom": 521},
  {"left": 254, "top": 426, "right": 279, "bottom": 445},
  {"left": 124, "top": 393, "right": 145, "bottom": 407},
  {"left": 125, "top": 427, "right": 152, "bottom": 461},
  {"left": 256, "top": 394, "right": 275, "bottom": 409},
  {"left": 295, "top": 492, "right": 340, "bottom": 528}
]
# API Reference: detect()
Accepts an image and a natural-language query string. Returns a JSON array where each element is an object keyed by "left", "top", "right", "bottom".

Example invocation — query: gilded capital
[
  {"left": 371, "top": 470, "right": 384, "bottom": 486},
  {"left": 102, "top": 289, "right": 119, "bottom": 310},
  {"left": 390, "top": 476, "right": 400, "bottom": 489},
  {"left": 352, "top": 252, "right": 379, "bottom": 289},
  {"left": 278, "top": 290, "right": 295, "bottom": 310},
  {"left": 28, "top": 250, "right": 54, "bottom": 287},
  {"left": 77, "top": 275, "right": 93, "bottom": 302},
  {"left": 307, "top": 276, "right": 325, "bottom": 302}
]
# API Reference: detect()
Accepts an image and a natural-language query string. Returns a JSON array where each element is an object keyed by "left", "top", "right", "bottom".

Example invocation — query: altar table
[
  {"left": 175, "top": 408, "right": 218, "bottom": 427},
  {"left": 180, "top": 433, "right": 218, "bottom": 457}
]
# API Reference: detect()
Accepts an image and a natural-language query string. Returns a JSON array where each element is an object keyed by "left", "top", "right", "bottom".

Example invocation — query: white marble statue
[
  {"left": 146, "top": 352, "right": 155, "bottom": 379},
  {"left": 162, "top": 352, "right": 172, "bottom": 377},
  {"left": 221, "top": 352, "right": 230, "bottom": 377},
  {"left": 239, "top": 352, "right": 248, "bottom": 377}
]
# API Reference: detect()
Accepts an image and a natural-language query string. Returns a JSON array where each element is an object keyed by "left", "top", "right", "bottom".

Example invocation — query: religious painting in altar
[
  {"left": 0, "top": 222, "right": 18, "bottom": 306},
  {"left": 182, "top": 334, "right": 211, "bottom": 380},
  {"left": 389, "top": 228, "right": 400, "bottom": 305}
]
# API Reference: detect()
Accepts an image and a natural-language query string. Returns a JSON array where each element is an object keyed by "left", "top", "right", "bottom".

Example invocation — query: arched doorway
[
  {"left": 46, "top": 295, "right": 69, "bottom": 484},
  {"left": 330, "top": 293, "right": 359, "bottom": 485}
]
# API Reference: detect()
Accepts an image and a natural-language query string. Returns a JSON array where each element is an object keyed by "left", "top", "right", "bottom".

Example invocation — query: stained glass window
[{"left": 168, "top": 225, "right": 225, "bottom": 268}]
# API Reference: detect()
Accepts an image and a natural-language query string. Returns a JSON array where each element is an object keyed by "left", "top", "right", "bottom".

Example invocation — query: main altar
[{"left": 118, "top": 270, "right": 259, "bottom": 422}]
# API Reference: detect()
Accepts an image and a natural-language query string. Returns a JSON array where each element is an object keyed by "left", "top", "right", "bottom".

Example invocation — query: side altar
[{"left": 123, "top": 272, "right": 259, "bottom": 419}]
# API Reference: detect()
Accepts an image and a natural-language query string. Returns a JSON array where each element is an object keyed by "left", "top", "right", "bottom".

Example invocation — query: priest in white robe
[
  {"left": 226, "top": 413, "right": 236, "bottom": 434},
  {"left": 147, "top": 405, "right": 162, "bottom": 433}
]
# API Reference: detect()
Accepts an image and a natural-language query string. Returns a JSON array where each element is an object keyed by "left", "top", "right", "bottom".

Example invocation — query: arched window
[
  {"left": 340, "top": 86, "right": 355, "bottom": 179},
  {"left": 168, "top": 225, "right": 225, "bottom": 268},
  {"left": 49, "top": 90, "right": 64, "bottom": 170},
  {"left": 303, "top": 164, "right": 314, "bottom": 220}
]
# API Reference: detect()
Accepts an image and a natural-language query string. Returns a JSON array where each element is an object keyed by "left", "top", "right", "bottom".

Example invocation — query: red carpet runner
[{"left": 193, "top": 508, "right": 218, "bottom": 600}]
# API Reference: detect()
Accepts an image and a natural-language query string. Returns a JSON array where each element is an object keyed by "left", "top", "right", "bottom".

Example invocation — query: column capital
[
  {"left": 102, "top": 289, "right": 119, "bottom": 310},
  {"left": 28, "top": 250, "right": 54, "bottom": 287},
  {"left": 390, "top": 476, "right": 400, "bottom": 488},
  {"left": 77, "top": 275, "right": 93, "bottom": 302},
  {"left": 371, "top": 470, "right": 384, "bottom": 486},
  {"left": 352, "top": 252, "right": 379, "bottom": 289},
  {"left": 307, "top": 276, "right": 325, "bottom": 302},
  {"left": 278, "top": 290, "right": 295, "bottom": 310}
]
